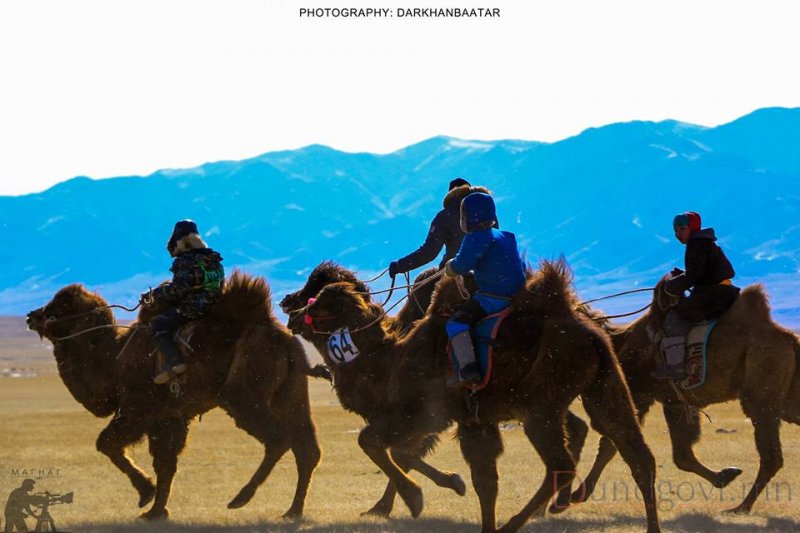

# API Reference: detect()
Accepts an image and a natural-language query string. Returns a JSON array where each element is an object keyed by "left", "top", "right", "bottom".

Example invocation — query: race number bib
[{"left": 327, "top": 327, "right": 360, "bottom": 365}]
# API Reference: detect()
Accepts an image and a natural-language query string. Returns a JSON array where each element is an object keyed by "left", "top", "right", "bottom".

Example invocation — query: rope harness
[
  {"left": 577, "top": 287, "right": 656, "bottom": 322},
  {"left": 304, "top": 269, "right": 446, "bottom": 336}
]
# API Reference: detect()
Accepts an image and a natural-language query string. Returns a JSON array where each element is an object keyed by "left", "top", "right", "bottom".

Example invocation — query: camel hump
[{"left": 739, "top": 283, "right": 772, "bottom": 323}]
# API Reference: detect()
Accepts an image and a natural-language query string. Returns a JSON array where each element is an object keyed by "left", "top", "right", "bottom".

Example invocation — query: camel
[
  {"left": 571, "top": 278, "right": 800, "bottom": 514},
  {"left": 26, "top": 271, "right": 324, "bottom": 520},
  {"left": 283, "top": 260, "right": 590, "bottom": 516},
  {"left": 280, "top": 260, "right": 439, "bottom": 333},
  {"left": 282, "top": 261, "right": 468, "bottom": 517},
  {"left": 299, "top": 259, "right": 661, "bottom": 533}
]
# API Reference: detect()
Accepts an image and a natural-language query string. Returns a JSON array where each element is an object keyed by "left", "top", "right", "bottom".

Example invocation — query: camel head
[
  {"left": 650, "top": 274, "right": 676, "bottom": 321},
  {"left": 300, "top": 282, "right": 376, "bottom": 339},
  {"left": 281, "top": 261, "right": 371, "bottom": 319},
  {"left": 27, "top": 284, "right": 113, "bottom": 341},
  {"left": 427, "top": 276, "right": 471, "bottom": 317}
]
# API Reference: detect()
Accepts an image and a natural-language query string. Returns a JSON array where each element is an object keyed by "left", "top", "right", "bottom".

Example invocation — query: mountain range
[{"left": 2, "top": 107, "right": 799, "bottom": 326}]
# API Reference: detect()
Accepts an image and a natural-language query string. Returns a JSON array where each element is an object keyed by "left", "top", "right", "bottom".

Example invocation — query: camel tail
[
  {"left": 740, "top": 283, "right": 773, "bottom": 324},
  {"left": 290, "top": 336, "right": 332, "bottom": 382}
]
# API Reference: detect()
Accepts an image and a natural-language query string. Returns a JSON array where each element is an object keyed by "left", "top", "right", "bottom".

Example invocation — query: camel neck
[{"left": 53, "top": 326, "right": 120, "bottom": 417}]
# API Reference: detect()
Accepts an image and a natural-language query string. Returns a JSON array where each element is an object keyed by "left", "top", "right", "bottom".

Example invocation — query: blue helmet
[
  {"left": 460, "top": 192, "right": 496, "bottom": 232},
  {"left": 167, "top": 219, "right": 199, "bottom": 254}
]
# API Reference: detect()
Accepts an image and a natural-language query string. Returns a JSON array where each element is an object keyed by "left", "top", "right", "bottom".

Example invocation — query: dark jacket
[
  {"left": 395, "top": 185, "right": 495, "bottom": 273},
  {"left": 665, "top": 228, "right": 739, "bottom": 321},
  {"left": 449, "top": 227, "right": 526, "bottom": 298},
  {"left": 153, "top": 248, "right": 225, "bottom": 319}
]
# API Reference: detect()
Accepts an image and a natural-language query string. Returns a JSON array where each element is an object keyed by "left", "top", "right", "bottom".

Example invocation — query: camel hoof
[
  {"left": 570, "top": 481, "right": 589, "bottom": 504},
  {"left": 139, "top": 507, "right": 169, "bottom": 521},
  {"left": 228, "top": 488, "right": 255, "bottom": 509},
  {"left": 723, "top": 504, "right": 751, "bottom": 515},
  {"left": 280, "top": 509, "right": 302, "bottom": 520},
  {"left": 137, "top": 483, "right": 156, "bottom": 508},
  {"left": 549, "top": 487, "right": 574, "bottom": 514},
  {"left": 449, "top": 473, "right": 467, "bottom": 496},
  {"left": 361, "top": 504, "right": 392, "bottom": 518},
  {"left": 713, "top": 467, "right": 743, "bottom": 488},
  {"left": 398, "top": 482, "right": 424, "bottom": 518}
]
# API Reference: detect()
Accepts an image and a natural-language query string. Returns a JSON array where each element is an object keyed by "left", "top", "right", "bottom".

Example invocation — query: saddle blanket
[{"left": 680, "top": 320, "right": 717, "bottom": 390}]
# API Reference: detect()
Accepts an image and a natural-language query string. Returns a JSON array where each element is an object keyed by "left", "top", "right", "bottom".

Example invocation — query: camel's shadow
[{"left": 65, "top": 513, "right": 800, "bottom": 533}]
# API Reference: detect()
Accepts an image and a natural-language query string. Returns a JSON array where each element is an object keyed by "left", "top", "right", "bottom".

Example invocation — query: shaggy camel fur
[
  {"left": 27, "top": 272, "right": 323, "bottom": 520},
  {"left": 283, "top": 261, "right": 467, "bottom": 517},
  {"left": 300, "top": 260, "right": 661, "bottom": 533},
  {"left": 572, "top": 279, "right": 800, "bottom": 514},
  {"left": 283, "top": 260, "right": 590, "bottom": 516}
]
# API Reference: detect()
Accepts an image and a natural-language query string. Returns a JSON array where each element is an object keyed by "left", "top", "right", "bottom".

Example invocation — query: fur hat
[
  {"left": 449, "top": 178, "right": 470, "bottom": 190},
  {"left": 673, "top": 212, "right": 701, "bottom": 233},
  {"left": 167, "top": 219, "right": 206, "bottom": 256}
]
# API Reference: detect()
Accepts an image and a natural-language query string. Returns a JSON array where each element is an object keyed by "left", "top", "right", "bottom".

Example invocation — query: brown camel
[
  {"left": 282, "top": 261, "right": 468, "bottom": 517},
  {"left": 283, "top": 260, "right": 590, "bottom": 516},
  {"left": 26, "top": 271, "right": 323, "bottom": 520},
  {"left": 571, "top": 278, "right": 800, "bottom": 514},
  {"left": 299, "top": 259, "right": 661, "bottom": 533},
  {"left": 280, "top": 260, "right": 439, "bottom": 333}
]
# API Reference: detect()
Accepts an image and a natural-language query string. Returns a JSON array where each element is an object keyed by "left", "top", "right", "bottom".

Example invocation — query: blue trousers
[{"left": 446, "top": 293, "right": 511, "bottom": 338}]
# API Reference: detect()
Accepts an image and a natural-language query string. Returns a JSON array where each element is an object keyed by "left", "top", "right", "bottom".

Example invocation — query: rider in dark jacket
[
  {"left": 444, "top": 192, "right": 526, "bottom": 386},
  {"left": 144, "top": 220, "right": 224, "bottom": 385},
  {"left": 388, "top": 178, "right": 497, "bottom": 278},
  {"left": 653, "top": 211, "right": 739, "bottom": 380}
]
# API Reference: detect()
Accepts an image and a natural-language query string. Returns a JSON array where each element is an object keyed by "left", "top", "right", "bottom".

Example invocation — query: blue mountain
[{"left": 2, "top": 107, "right": 799, "bottom": 325}]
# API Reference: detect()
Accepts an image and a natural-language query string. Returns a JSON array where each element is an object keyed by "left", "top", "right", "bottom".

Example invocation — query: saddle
[
  {"left": 153, "top": 323, "right": 197, "bottom": 384},
  {"left": 648, "top": 319, "right": 717, "bottom": 390},
  {"left": 680, "top": 320, "right": 717, "bottom": 390},
  {"left": 446, "top": 307, "right": 512, "bottom": 391}
]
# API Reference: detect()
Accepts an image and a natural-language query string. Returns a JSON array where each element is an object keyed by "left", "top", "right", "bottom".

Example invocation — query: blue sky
[{"left": 1, "top": 0, "right": 799, "bottom": 195}]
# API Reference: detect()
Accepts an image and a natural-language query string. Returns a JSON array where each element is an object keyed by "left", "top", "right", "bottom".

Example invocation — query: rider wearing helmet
[
  {"left": 443, "top": 192, "right": 526, "bottom": 386},
  {"left": 653, "top": 211, "right": 739, "bottom": 380}
]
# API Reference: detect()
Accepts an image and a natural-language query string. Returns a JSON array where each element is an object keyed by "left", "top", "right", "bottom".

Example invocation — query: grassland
[{"left": 2, "top": 316, "right": 800, "bottom": 532}]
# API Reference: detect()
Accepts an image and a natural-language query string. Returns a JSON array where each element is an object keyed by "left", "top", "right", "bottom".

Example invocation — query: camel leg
[
  {"left": 362, "top": 450, "right": 416, "bottom": 517},
  {"left": 662, "top": 403, "right": 742, "bottom": 488},
  {"left": 498, "top": 410, "right": 575, "bottom": 533},
  {"left": 458, "top": 422, "right": 503, "bottom": 533},
  {"left": 572, "top": 391, "right": 656, "bottom": 504},
  {"left": 228, "top": 431, "right": 291, "bottom": 510},
  {"left": 357, "top": 420, "right": 438, "bottom": 518},
  {"left": 402, "top": 451, "right": 467, "bottom": 496},
  {"left": 95, "top": 413, "right": 154, "bottom": 509},
  {"left": 724, "top": 414, "right": 783, "bottom": 514},
  {"left": 283, "top": 420, "right": 322, "bottom": 519},
  {"left": 140, "top": 417, "right": 190, "bottom": 520},
  {"left": 550, "top": 410, "right": 588, "bottom": 513},
  {"left": 582, "top": 394, "right": 660, "bottom": 533},
  {"left": 361, "top": 446, "right": 465, "bottom": 518}
]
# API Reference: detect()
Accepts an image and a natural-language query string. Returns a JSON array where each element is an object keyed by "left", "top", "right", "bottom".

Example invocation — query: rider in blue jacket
[{"left": 444, "top": 192, "right": 526, "bottom": 386}]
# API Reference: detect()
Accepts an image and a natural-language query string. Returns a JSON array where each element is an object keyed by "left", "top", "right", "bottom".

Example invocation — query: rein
[
  {"left": 42, "top": 302, "right": 143, "bottom": 324},
  {"left": 578, "top": 287, "right": 655, "bottom": 306},
  {"left": 307, "top": 269, "right": 448, "bottom": 336},
  {"left": 578, "top": 286, "right": 656, "bottom": 322},
  {"left": 361, "top": 267, "right": 390, "bottom": 283},
  {"left": 50, "top": 323, "right": 137, "bottom": 341},
  {"left": 587, "top": 303, "right": 653, "bottom": 321}
]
